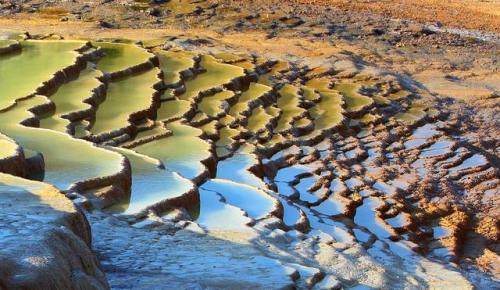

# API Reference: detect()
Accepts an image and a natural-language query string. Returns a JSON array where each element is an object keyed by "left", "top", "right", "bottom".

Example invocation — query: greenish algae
[
  {"left": 155, "top": 49, "right": 195, "bottom": 86},
  {"left": 94, "top": 42, "right": 153, "bottom": 74},
  {"left": 0, "top": 134, "right": 18, "bottom": 160},
  {"left": 216, "top": 127, "right": 240, "bottom": 148},
  {"left": 387, "top": 90, "right": 411, "bottom": 101},
  {"left": 134, "top": 121, "right": 211, "bottom": 180},
  {"left": 269, "top": 60, "right": 290, "bottom": 74},
  {"left": 73, "top": 120, "right": 90, "bottom": 138},
  {"left": 198, "top": 120, "right": 219, "bottom": 136},
  {"left": 140, "top": 38, "right": 167, "bottom": 48},
  {"left": 266, "top": 106, "right": 281, "bottom": 117},
  {"left": 219, "top": 115, "right": 236, "bottom": 127},
  {"left": 91, "top": 68, "right": 160, "bottom": 135},
  {"left": 302, "top": 86, "right": 321, "bottom": 102},
  {"left": 179, "top": 55, "right": 245, "bottom": 100},
  {"left": 135, "top": 123, "right": 169, "bottom": 140},
  {"left": 0, "top": 39, "right": 17, "bottom": 49},
  {"left": 334, "top": 83, "right": 373, "bottom": 113},
  {"left": 39, "top": 67, "right": 103, "bottom": 133},
  {"left": 213, "top": 52, "right": 246, "bottom": 63},
  {"left": 356, "top": 113, "right": 379, "bottom": 125},
  {"left": 305, "top": 66, "right": 331, "bottom": 78},
  {"left": 228, "top": 102, "right": 247, "bottom": 119},
  {"left": 257, "top": 73, "right": 274, "bottom": 87},
  {"left": 306, "top": 78, "right": 331, "bottom": 92},
  {"left": 262, "top": 133, "right": 287, "bottom": 149},
  {"left": 247, "top": 107, "right": 273, "bottom": 134},
  {"left": 161, "top": 89, "right": 176, "bottom": 101},
  {"left": 309, "top": 91, "right": 343, "bottom": 130},
  {"left": 165, "top": 0, "right": 200, "bottom": 14},
  {"left": 233, "top": 60, "right": 255, "bottom": 71},
  {"left": 120, "top": 123, "right": 170, "bottom": 148},
  {"left": 156, "top": 99, "right": 191, "bottom": 122},
  {"left": 395, "top": 104, "right": 427, "bottom": 125},
  {"left": 373, "top": 95, "right": 391, "bottom": 105},
  {"left": 275, "top": 85, "right": 306, "bottom": 132},
  {"left": 191, "top": 112, "right": 209, "bottom": 124},
  {"left": 198, "top": 90, "right": 234, "bottom": 117},
  {"left": 228, "top": 83, "right": 272, "bottom": 118},
  {"left": 0, "top": 40, "right": 85, "bottom": 110},
  {"left": 0, "top": 96, "right": 124, "bottom": 190},
  {"left": 294, "top": 117, "right": 312, "bottom": 129},
  {"left": 109, "top": 148, "right": 193, "bottom": 215}
]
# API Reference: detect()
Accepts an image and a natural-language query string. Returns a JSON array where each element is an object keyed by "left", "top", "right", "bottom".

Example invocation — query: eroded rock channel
[{"left": 0, "top": 31, "right": 498, "bottom": 290}]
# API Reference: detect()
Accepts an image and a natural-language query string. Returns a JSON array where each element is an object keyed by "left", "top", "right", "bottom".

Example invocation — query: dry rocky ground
[{"left": 0, "top": 0, "right": 498, "bottom": 289}]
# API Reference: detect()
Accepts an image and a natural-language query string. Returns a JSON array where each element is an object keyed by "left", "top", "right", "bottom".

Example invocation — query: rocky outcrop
[
  {"left": 0, "top": 133, "right": 28, "bottom": 177},
  {"left": 0, "top": 173, "right": 109, "bottom": 290}
]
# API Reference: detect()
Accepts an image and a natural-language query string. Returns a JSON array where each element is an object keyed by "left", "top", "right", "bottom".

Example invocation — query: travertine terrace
[{"left": 0, "top": 0, "right": 498, "bottom": 289}]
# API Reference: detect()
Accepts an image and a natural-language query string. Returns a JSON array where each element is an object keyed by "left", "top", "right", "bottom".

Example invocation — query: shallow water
[
  {"left": 228, "top": 83, "right": 272, "bottom": 118},
  {"left": 197, "top": 188, "right": 252, "bottom": 230},
  {"left": 449, "top": 154, "right": 488, "bottom": 172},
  {"left": 275, "top": 85, "right": 305, "bottom": 132},
  {"left": 354, "top": 197, "right": 393, "bottom": 239},
  {"left": 134, "top": 121, "right": 211, "bottom": 179},
  {"left": 95, "top": 42, "right": 153, "bottom": 74},
  {"left": 110, "top": 148, "right": 193, "bottom": 215},
  {"left": 200, "top": 179, "right": 275, "bottom": 220},
  {"left": 311, "top": 194, "right": 345, "bottom": 216},
  {"left": 179, "top": 55, "right": 244, "bottom": 100},
  {"left": 0, "top": 40, "right": 84, "bottom": 110},
  {"left": 156, "top": 50, "right": 195, "bottom": 85},
  {"left": 275, "top": 165, "right": 311, "bottom": 183},
  {"left": 334, "top": 83, "right": 373, "bottom": 113},
  {"left": 91, "top": 68, "right": 160, "bottom": 135},
  {"left": 40, "top": 67, "right": 103, "bottom": 132},
  {"left": 216, "top": 152, "right": 265, "bottom": 188},
  {"left": 0, "top": 96, "right": 124, "bottom": 190}
]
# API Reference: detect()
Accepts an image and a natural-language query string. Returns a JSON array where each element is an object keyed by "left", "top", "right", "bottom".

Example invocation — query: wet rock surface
[{"left": 0, "top": 173, "right": 108, "bottom": 289}]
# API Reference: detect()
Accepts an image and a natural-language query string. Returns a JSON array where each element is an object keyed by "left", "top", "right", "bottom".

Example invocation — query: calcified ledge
[
  {"left": 19, "top": 100, "right": 134, "bottom": 207},
  {"left": 100, "top": 54, "right": 159, "bottom": 82},
  {"left": 138, "top": 186, "right": 200, "bottom": 219},
  {"left": 86, "top": 69, "right": 164, "bottom": 144},
  {"left": 0, "top": 40, "right": 21, "bottom": 55},
  {"left": 64, "top": 80, "right": 107, "bottom": 135}
]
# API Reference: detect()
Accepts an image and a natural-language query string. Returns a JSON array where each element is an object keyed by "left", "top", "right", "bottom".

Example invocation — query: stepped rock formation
[{"left": 0, "top": 4, "right": 498, "bottom": 287}]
